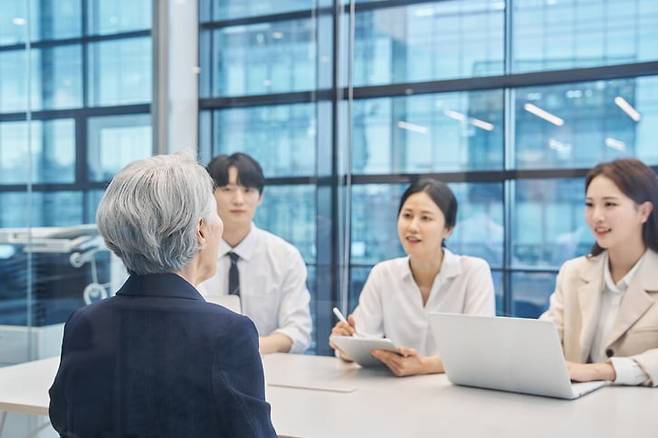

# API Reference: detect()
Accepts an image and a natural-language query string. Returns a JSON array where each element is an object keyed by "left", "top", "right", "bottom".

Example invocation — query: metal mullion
[
  {"left": 199, "top": 8, "right": 333, "bottom": 30},
  {"left": 348, "top": 61, "right": 658, "bottom": 99},
  {"left": 0, "top": 182, "right": 108, "bottom": 192},
  {"left": 199, "top": 90, "right": 334, "bottom": 109},
  {"left": 351, "top": 0, "right": 454, "bottom": 14},
  {"left": 197, "top": 61, "right": 658, "bottom": 111},
  {"left": 502, "top": 0, "right": 514, "bottom": 316},
  {"left": 0, "top": 104, "right": 151, "bottom": 122},
  {"left": 0, "top": 30, "right": 151, "bottom": 52}
]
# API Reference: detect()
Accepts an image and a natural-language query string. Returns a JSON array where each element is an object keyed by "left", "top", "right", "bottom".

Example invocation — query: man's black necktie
[{"left": 228, "top": 252, "right": 240, "bottom": 297}]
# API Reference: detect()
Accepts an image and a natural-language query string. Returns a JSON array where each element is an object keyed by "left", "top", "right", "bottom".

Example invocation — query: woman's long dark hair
[
  {"left": 585, "top": 158, "right": 658, "bottom": 256},
  {"left": 398, "top": 178, "right": 458, "bottom": 247}
]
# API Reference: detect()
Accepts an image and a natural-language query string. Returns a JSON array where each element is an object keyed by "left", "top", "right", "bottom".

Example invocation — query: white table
[
  {"left": 2, "top": 354, "right": 658, "bottom": 438},
  {"left": 263, "top": 353, "right": 658, "bottom": 438}
]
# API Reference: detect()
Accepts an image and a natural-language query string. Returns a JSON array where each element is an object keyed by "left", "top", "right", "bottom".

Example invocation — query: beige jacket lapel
[
  {"left": 575, "top": 255, "right": 605, "bottom": 362},
  {"left": 604, "top": 251, "right": 658, "bottom": 349}
]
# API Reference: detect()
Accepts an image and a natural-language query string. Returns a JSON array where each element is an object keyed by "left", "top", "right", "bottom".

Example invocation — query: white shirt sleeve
[
  {"left": 609, "top": 357, "right": 651, "bottom": 386},
  {"left": 352, "top": 265, "right": 385, "bottom": 338},
  {"left": 272, "top": 249, "right": 312, "bottom": 354},
  {"left": 462, "top": 259, "right": 496, "bottom": 316}
]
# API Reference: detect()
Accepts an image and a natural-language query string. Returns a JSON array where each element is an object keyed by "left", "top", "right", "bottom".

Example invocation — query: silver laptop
[{"left": 429, "top": 313, "right": 609, "bottom": 400}]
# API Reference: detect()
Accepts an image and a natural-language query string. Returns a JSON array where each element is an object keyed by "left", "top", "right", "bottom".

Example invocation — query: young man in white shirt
[{"left": 198, "top": 152, "right": 312, "bottom": 354}]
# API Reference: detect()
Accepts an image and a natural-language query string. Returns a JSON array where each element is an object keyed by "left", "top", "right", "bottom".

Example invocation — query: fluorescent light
[
  {"left": 523, "top": 103, "right": 564, "bottom": 126},
  {"left": 444, "top": 110, "right": 467, "bottom": 122},
  {"left": 548, "top": 138, "right": 571, "bottom": 153},
  {"left": 397, "top": 121, "right": 428, "bottom": 135},
  {"left": 272, "top": 31, "right": 284, "bottom": 39},
  {"left": 614, "top": 97, "right": 641, "bottom": 122},
  {"left": 13, "top": 17, "right": 26, "bottom": 26},
  {"left": 414, "top": 7, "right": 434, "bottom": 17},
  {"left": 605, "top": 137, "right": 627, "bottom": 151},
  {"left": 471, "top": 118, "right": 494, "bottom": 131}
]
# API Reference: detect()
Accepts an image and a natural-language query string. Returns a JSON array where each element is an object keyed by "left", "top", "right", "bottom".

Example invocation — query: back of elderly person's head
[{"left": 96, "top": 152, "right": 218, "bottom": 275}]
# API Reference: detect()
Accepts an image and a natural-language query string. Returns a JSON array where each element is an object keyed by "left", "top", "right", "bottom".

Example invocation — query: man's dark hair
[{"left": 206, "top": 152, "right": 265, "bottom": 194}]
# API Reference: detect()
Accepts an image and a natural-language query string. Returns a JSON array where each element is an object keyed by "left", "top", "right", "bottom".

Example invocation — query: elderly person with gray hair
[{"left": 48, "top": 153, "right": 276, "bottom": 438}]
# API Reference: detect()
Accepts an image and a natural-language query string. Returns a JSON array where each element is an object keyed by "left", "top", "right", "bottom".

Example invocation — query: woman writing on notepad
[
  {"left": 541, "top": 158, "right": 658, "bottom": 387},
  {"left": 330, "top": 178, "right": 495, "bottom": 376}
]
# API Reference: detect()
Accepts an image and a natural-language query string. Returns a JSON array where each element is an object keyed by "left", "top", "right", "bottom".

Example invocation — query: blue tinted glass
[
  {"left": 212, "top": 104, "right": 316, "bottom": 177},
  {"left": 208, "top": 19, "right": 319, "bottom": 97},
  {"left": 353, "top": 90, "right": 504, "bottom": 174},
  {"left": 85, "top": 190, "right": 105, "bottom": 223},
  {"left": 515, "top": 76, "right": 658, "bottom": 169},
  {"left": 0, "top": 50, "right": 29, "bottom": 112},
  {"left": 514, "top": 0, "right": 658, "bottom": 73},
  {"left": 87, "top": 114, "right": 152, "bottom": 181},
  {"left": 513, "top": 178, "right": 593, "bottom": 269},
  {"left": 0, "top": 191, "right": 82, "bottom": 227},
  {"left": 0, "top": 45, "right": 82, "bottom": 112},
  {"left": 87, "top": 0, "right": 151, "bottom": 35},
  {"left": 0, "top": 119, "right": 75, "bottom": 184},
  {"left": 207, "top": 0, "right": 317, "bottom": 20},
  {"left": 254, "top": 185, "right": 316, "bottom": 263},
  {"left": 511, "top": 272, "right": 555, "bottom": 319},
  {"left": 492, "top": 270, "right": 503, "bottom": 315},
  {"left": 0, "top": 0, "right": 81, "bottom": 44},
  {"left": 354, "top": 0, "right": 504, "bottom": 86},
  {"left": 87, "top": 37, "right": 152, "bottom": 106},
  {"left": 351, "top": 183, "right": 503, "bottom": 268}
]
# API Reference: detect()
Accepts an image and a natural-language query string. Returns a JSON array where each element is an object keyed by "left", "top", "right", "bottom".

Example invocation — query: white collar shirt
[
  {"left": 590, "top": 252, "right": 649, "bottom": 385},
  {"left": 352, "top": 249, "right": 495, "bottom": 357},
  {"left": 197, "top": 224, "right": 312, "bottom": 353}
]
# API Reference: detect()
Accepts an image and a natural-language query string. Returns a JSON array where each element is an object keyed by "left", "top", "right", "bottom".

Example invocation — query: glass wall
[
  {"left": 199, "top": 0, "right": 658, "bottom": 354},
  {"left": 0, "top": 0, "right": 153, "bottom": 434}
]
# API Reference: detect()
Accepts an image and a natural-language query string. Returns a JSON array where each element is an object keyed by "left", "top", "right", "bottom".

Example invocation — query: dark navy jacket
[{"left": 49, "top": 273, "right": 276, "bottom": 438}]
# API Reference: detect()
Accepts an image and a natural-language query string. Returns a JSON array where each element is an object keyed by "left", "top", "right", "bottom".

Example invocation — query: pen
[{"left": 332, "top": 307, "right": 361, "bottom": 337}]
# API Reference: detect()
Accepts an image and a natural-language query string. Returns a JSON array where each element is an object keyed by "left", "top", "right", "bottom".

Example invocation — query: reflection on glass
[
  {"left": 254, "top": 184, "right": 316, "bottom": 263},
  {"left": 306, "top": 264, "right": 318, "bottom": 353},
  {"left": 491, "top": 270, "right": 503, "bottom": 315},
  {"left": 0, "top": 45, "right": 82, "bottom": 112},
  {"left": 354, "top": 0, "right": 504, "bottom": 86},
  {"left": 0, "top": 119, "right": 75, "bottom": 184},
  {"left": 513, "top": 0, "right": 658, "bottom": 73},
  {"left": 87, "top": 114, "right": 152, "bottom": 181},
  {"left": 87, "top": 0, "right": 151, "bottom": 35},
  {"left": 351, "top": 183, "right": 503, "bottom": 268},
  {"left": 516, "top": 76, "right": 658, "bottom": 169},
  {"left": 0, "top": 0, "right": 81, "bottom": 44},
  {"left": 87, "top": 37, "right": 152, "bottom": 106},
  {"left": 513, "top": 179, "right": 593, "bottom": 269},
  {"left": 353, "top": 91, "right": 503, "bottom": 174},
  {"left": 0, "top": 191, "right": 82, "bottom": 227},
  {"left": 85, "top": 190, "right": 105, "bottom": 223},
  {"left": 204, "top": 18, "right": 321, "bottom": 97},
  {"left": 212, "top": 103, "right": 317, "bottom": 176},
  {"left": 511, "top": 272, "right": 555, "bottom": 319}
]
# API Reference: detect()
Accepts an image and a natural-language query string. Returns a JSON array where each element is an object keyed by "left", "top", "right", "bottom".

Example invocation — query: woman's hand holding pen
[{"left": 329, "top": 310, "right": 357, "bottom": 362}]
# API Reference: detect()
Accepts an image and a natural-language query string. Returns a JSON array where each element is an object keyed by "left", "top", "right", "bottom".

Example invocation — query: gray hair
[{"left": 96, "top": 152, "right": 217, "bottom": 275}]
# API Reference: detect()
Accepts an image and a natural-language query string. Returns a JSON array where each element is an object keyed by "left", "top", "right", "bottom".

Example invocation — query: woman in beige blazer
[{"left": 541, "top": 158, "right": 658, "bottom": 387}]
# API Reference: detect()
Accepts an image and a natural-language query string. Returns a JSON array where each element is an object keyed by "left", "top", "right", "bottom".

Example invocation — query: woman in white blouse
[
  {"left": 541, "top": 158, "right": 658, "bottom": 387},
  {"left": 330, "top": 178, "right": 495, "bottom": 376}
]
